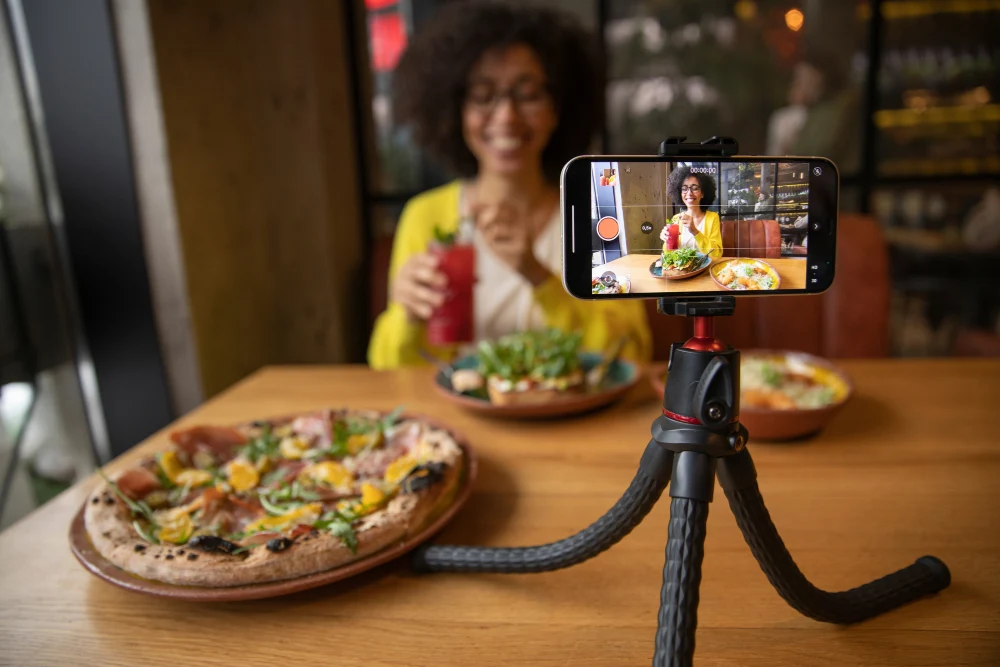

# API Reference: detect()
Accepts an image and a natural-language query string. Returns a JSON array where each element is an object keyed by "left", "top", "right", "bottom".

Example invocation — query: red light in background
[
  {"left": 369, "top": 12, "right": 407, "bottom": 72},
  {"left": 365, "top": 0, "right": 397, "bottom": 9}
]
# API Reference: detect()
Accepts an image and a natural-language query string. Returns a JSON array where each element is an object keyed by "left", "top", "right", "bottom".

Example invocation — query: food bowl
[
  {"left": 648, "top": 252, "right": 712, "bottom": 281},
  {"left": 648, "top": 350, "right": 853, "bottom": 440},
  {"left": 437, "top": 352, "right": 639, "bottom": 419},
  {"left": 710, "top": 258, "right": 781, "bottom": 291},
  {"left": 592, "top": 274, "right": 630, "bottom": 295}
]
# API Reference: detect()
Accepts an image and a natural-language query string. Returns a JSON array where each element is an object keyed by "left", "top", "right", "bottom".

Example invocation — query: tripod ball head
[{"left": 663, "top": 345, "right": 741, "bottom": 429}]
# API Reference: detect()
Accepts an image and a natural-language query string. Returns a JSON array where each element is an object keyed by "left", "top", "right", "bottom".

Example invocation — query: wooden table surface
[
  {"left": 1, "top": 360, "right": 998, "bottom": 666},
  {"left": 594, "top": 254, "right": 807, "bottom": 294}
]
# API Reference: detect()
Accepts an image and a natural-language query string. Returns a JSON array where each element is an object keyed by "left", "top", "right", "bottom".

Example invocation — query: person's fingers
[
  {"left": 412, "top": 264, "right": 447, "bottom": 289},
  {"left": 410, "top": 301, "right": 434, "bottom": 321},
  {"left": 411, "top": 285, "right": 445, "bottom": 310},
  {"left": 396, "top": 282, "right": 444, "bottom": 321}
]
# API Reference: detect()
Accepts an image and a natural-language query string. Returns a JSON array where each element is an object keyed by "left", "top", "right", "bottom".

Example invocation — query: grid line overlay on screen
[{"left": 588, "top": 160, "right": 810, "bottom": 295}]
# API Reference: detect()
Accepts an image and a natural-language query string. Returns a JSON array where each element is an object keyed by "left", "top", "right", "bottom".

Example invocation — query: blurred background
[{"left": 1, "top": 0, "right": 998, "bottom": 527}]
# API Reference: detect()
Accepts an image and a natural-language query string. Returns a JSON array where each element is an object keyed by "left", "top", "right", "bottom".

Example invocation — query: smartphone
[{"left": 560, "top": 155, "right": 838, "bottom": 299}]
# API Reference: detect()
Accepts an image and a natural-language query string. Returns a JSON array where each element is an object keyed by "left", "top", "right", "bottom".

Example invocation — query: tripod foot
[
  {"left": 412, "top": 441, "right": 673, "bottom": 573},
  {"left": 720, "top": 450, "right": 952, "bottom": 624}
]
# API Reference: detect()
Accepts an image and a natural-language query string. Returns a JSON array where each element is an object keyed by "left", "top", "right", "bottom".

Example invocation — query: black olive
[
  {"left": 187, "top": 553, "right": 198, "bottom": 561},
  {"left": 266, "top": 537, "right": 293, "bottom": 553},
  {"left": 104, "top": 497, "right": 115, "bottom": 505},
  {"left": 165, "top": 555, "right": 174, "bottom": 560},
  {"left": 177, "top": 550, "right": 185, "bottom": 555},
  {"left": 134, "top": 544, "right": 146, "bottom": 552},
  {"left": 188, "top": 535, "right": 241, "bottom": 555},
  {"left": 154, "top": 554, "right": 160, "bottom": 559},
  {"left": 92, "top": 497, "right": 100, "bottom": 505},
  {"left": 402, "top": 462, "right": 446, "bottom": 494}
]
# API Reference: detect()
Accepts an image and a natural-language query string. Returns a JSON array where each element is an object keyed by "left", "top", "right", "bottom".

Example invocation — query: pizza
[{"left": 83, "top": 408, "right": 464, "bottom": 587}]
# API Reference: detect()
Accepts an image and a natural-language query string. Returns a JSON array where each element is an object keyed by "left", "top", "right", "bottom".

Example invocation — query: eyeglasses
[
  {"left": 681, "top": 185, "right": 702, "bottom": 194},
  {"left": 464, "top": 85, "right": 551, "bottom": 115}
]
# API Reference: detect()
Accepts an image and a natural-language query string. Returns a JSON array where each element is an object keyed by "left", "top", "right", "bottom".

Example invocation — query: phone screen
[{"left": 560, "top": 156, "right": 838, "bottom": 299}]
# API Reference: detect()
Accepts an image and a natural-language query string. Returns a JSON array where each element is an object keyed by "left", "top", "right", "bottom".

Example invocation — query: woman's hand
[
  {"left": 390, "top": 252, "right": 447, "bottom": 322},
  {"left": 659, "top": 225, "right": 669, "bottom": 242},
  {"left": 476, "top": 201, "right": 549, "bottom": 286},
  {"left": 678, "top": 211, "right": 696, "bottom": 235}
]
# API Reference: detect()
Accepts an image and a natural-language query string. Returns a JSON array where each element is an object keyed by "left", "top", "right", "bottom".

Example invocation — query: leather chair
[
  {"left": 370, "top": 214, "right": 890, "bottom": 361},
  {"left": 720, "top": 218, "right": 782, "bottom": 258}
]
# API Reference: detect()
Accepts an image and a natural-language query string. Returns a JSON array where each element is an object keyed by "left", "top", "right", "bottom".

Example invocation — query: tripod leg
[
  {"left": 412, "top": 441, "right": 673, "bottom": 573},
  {"left": 655, "top": 450, "right": 715, "bottom": 667},
  {"left": 717, "top": 449, "right": 951, "bottom": 624}
]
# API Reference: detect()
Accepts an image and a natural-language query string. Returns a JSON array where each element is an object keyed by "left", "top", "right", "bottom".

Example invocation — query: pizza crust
[{"left": 83, "top": 416, "right": 465, "bottom": 588}]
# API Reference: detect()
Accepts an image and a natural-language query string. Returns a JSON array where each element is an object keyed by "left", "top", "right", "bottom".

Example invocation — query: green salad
[
  {"left": 476, "top": 329, "right": 582, "bottom": 382},
  {"left": 661, "top": 248, "right": 701, "bottom": 272}
]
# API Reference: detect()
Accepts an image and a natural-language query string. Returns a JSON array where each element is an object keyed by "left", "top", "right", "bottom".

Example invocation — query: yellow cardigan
[
  {"left": 664, "top": 210, "right": 724, "bottom": 259},
  {"left": 367, "top": 181, "right": 653, "bottom": 369}
]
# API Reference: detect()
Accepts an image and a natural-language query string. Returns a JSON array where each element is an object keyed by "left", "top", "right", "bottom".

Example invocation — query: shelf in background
[
  {"left": 879, "top": 156, "right": 1000, "bottom": 177},
  {"left": 875, "top": 104, "right": 1000, "bottom": 129},
  {"left": 882, "top": 0, "right": 1000, "bottom": 19}
]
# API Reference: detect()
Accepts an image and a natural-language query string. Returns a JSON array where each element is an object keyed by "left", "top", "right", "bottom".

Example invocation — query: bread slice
[{"left": 485, "top": 371, "right": 585, "bottom": 406}]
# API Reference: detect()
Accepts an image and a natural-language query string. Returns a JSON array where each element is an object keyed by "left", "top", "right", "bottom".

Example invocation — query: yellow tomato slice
[
  {"left": 159, "top": 451, "right": 212, "bottom": 487},
  {"left": 226, "top": 457, "right": 260, "bottom": 493},
  {"left": 300, "top": 461, "right": 353, "bottom": 489},
  {"left": 360, "top": 481, "right": 386, "bottom": 508},
  {"left": 244, "top": 503, "right": 322, "bottom": 534},
  {"left": 384, "top": 455, "right": 418, "bottom": 486},
  {"left": 153, "top": 507, "right": 194, "bottom": 544},
  {"left": 279, "top": 436, "right": 310, "bottom": 460},
  {"left": 346, "top": 431, "right": 383, "bottom": 455}
]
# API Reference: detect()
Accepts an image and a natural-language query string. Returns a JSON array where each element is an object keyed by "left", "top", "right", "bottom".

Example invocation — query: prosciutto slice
[
  {"left": 353, "top": 422, "right": 421, "bottom": 478},
  {"left": 291, "top": 410, "right": 334, "bottom": 449},
  {"left": 170, "top": 425, "right": 247, "bottom": 459},
  {"left": 114, "top": 468, "right": 161, "bottom": 500}
]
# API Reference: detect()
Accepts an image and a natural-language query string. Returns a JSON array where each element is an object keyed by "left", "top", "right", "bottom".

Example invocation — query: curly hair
[
  {"left": 667, "top": 166, "right": 717, "bottom": 208},
  {"left": 391, "top": 0, "right": 604, "bottom": 183}
]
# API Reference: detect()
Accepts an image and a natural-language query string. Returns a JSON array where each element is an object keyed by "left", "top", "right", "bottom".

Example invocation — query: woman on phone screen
[
  {"left": 368, "top": 2, "right": 651, "bottom": 369},
  {"left": 659, "top": 166, "right": 724, "bottom": 259}
]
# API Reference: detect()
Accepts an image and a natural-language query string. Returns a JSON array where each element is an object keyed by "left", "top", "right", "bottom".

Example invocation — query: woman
[
  {"left": 368, "top": 2, "right": 651, "bottom": 368},
  {"left": 659, "top": 166, "right": 723, "bottom": 259}
]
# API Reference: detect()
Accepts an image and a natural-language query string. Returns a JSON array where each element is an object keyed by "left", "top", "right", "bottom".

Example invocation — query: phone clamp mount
[{"left": 411, "top": 139, "right": 950, "bottom": 667}]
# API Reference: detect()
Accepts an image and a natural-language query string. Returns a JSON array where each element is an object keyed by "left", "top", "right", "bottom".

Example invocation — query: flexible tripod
[
  {"left": 412, "top": 138, "right": 949, "bottom": 665},
  {"left": 413, "top": 298, "right": 950, "bottom": 665}
]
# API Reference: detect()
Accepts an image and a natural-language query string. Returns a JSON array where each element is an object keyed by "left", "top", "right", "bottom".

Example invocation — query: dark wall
[{"left": 18, "top": 0, "right": 173, "bottom": 456}]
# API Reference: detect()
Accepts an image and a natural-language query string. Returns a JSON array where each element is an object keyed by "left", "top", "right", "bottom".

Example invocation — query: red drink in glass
[
  {"left": 665, "top": 223, "right": 680, "bottom": 250},
  {"left": 427, "top": 242, "right": 475, "bottom": 345}
]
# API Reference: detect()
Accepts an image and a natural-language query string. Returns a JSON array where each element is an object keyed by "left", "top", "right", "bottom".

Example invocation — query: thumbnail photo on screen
[{"left": 590, "top": 160, "right": 810, "bottom": 295}]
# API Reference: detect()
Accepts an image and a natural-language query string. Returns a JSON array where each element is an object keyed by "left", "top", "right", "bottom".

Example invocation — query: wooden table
[
  {"left": 1, "top": 360, "right": 999, "bottom": 666},
  {"left": 594, "top": 254, "right": 807, "bottom": 294}
]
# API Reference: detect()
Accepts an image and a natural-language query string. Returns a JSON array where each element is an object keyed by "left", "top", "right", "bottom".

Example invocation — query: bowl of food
[
  {"left": 434, "top": 329, "right": 639, "bottom": 419},
  {"left": 710, "top": 258, "right": 780, "bottom": 291},
  {"left": 592, "top": 273, "right": 630, "bottom": 295},
  {"left": 648, "top": 350, "right": 852, "bottom": 440},
  {"left": 650, "top": 249, "right": 712, "bottom": 280}
]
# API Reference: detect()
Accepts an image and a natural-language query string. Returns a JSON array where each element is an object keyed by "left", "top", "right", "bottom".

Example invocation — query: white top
[
  {"left": 678, "top": 212, "right": 706, "bottom": 251},
  {"left": 458, "top": 185, "right": 563, "bottom": 343}
]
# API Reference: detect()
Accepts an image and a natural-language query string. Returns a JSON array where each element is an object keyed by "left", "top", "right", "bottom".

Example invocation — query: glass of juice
[
  {"left": 665, "top": 223, "right": 680, "bottom": 250},
  {"left": 427, "top": 225, "right": 475, "bottom": 345}
]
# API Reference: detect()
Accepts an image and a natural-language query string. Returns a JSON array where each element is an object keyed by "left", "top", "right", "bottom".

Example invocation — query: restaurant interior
[{"left": 0, "top": 1, "right": 997, "bottom": 664}]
